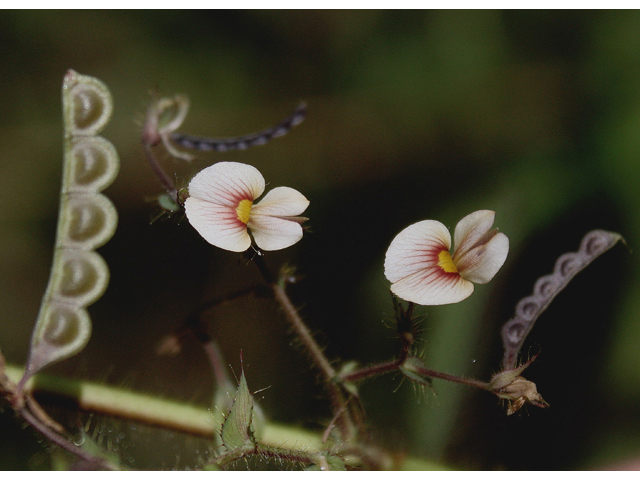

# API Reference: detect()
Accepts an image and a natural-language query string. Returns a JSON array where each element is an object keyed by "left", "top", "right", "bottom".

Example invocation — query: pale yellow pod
[
  {"left": 26, "top": 304, "right": 92, "bottom": 379},
  {"left": 64, "top": 136, "right": 120, "bottom": 194},
  {"left": 63, "top": 69, "right": 113, "bottom": 137},
  {"left": 19, "top": 71, "right": 118, "bottom": 391},
  {"left": 58, "top": 193, "right": 118, "bottom": 250},
  {"left": 39, "top": 303, "right": 91, "bottom": 347},
  {"left": 50, "top": 249, "right": 110, "bottom": 307}
]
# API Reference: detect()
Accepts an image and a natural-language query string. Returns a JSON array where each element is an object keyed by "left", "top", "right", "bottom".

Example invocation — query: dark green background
[{"left": 1, "top": 10, "right": 639, "bottom": 470}]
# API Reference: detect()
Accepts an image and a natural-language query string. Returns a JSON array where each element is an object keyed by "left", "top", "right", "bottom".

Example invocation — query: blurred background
[{"left": 1, "top": 10, "right": 639, "bottom": 470}]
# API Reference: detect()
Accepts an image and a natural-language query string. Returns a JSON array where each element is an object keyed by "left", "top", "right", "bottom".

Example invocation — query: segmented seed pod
[
  {"left": 501, "top": 229, "right": 624, "bottom": 370},
  {"left": 19, "top": 71, "right": 119, "bottom": 389}
]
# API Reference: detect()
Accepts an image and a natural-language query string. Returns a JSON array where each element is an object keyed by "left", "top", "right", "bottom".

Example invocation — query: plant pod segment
[{"left": 18, "top": 71, "right": 119, "bottom": 392}]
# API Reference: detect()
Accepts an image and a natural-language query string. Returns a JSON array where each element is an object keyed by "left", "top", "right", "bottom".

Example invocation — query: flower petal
[
  {"left": 188, "top": 161, "right": 265, "bottom": 207},
  {"left": 453, "top": 210, "right": 496, "bottom": 258},
  {"left": 248, "top": 214, "right": 304, "bottom": 251},
  {"left": 458, "top": 231, "right": 509, "bottom": 284},
  {"left": 384, "top": 220, "right": 451, "bottom": 284},
  {"left": 184, "top": 197, "right": 252, "bottom": 252},
  {"left": 390, "top": 268, "right": 475, "bottom": 305},
  {"left": 251, "top": 186, "right": 309, "bottom": 217}
]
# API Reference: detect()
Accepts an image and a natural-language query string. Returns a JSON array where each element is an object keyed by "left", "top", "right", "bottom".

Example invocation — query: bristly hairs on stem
[
  {"left": 0, "top": 350, "right": 118, "bottom": 470},
  {"left": 336, "top": 296, "right": 417, "bottom": 385},
  {"left": 246, "top": 250, "right": 357, "bottom": 442}
]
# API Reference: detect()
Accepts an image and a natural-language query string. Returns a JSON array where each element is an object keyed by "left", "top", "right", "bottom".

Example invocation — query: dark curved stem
[
  {"left": 1, "top": 350, "right": 118, "bottom": 469},
  {"left": 19, "top": 404, "right": 118, "bottom": 470}
]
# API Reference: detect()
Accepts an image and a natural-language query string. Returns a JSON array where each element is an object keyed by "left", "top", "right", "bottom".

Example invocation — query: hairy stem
[
  {"left": 143, "top": 143, "right": 178, "bottom": 200},
  {"left": 3, "top": 364, "right": 323, "bottom": 445},
  {"left": 339, "top": 359, "right": 403, "bottom": 383},
  {"left": 250, "top": 253, "right": 355, "bottom": 441},
  {"left": 338, "top": 297, "right": 415, "bottom": 384},
  {"left": 212, "top": 443, "right": 329, "bottom": 470},
  {"left": 2, "top": 364, "right": 445, "bottom": 470},
  {"left": 1, "top": 355, "right": 118, "bottom": 470},
  {"left": 412, "top": 364, "right": 491, "bottom": 391},
  {"left": 19, "top": 403, "right": 118, "bottom": 470}
]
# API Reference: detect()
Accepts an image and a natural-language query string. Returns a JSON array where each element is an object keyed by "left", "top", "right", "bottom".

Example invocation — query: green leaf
[{"left": 221, "top": 371, "right": 256, "bottom": 450}]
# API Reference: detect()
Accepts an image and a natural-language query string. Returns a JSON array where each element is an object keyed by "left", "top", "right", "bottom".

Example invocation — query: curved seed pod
[
  {"left": 18, "top": 71, "right": 119, "bottom": 391},
  {"left": 169, "top": 102, "right": 307, "bottom": 153},
  {"left": 501, "top": 229, "right": 624, "bottom": 370}
]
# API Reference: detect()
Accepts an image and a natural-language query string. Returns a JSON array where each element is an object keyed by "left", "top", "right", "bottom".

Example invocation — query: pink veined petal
[
  {"left": 184, "top": 197, "right": 252, "bottom": 252},
  {"left": 390, "top": 267, "right": 475, "bottom": 305},
  {"left": 251, "top": 186, "right": 310, "bottom": 217},
  {"left": 384, "top": 220, "right": 451, "bottom": 284},
  {"left": 453, "top": 210, "right": 496, "bottom": 259},
  {"left": 188, "top": 161, "right": 265, "bottom": 207},
  {"left": 458, "top": 231, "right": 509, "bottom": 284},
  {"left": 248, "top": 214, "right": 304, "bottom": 251}
]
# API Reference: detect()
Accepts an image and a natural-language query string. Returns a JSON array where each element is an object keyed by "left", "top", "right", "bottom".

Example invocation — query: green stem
[
  {"left": 3, "top": 364, "right": 322, "bottom": 445},
  {"left": 2, "top": 364, "right": 446, "bottom": 470}
]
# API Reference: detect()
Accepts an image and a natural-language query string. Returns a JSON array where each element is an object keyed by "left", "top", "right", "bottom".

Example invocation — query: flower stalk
[{"left": 250, "top": 253, "right": 355, "bottom": 441}]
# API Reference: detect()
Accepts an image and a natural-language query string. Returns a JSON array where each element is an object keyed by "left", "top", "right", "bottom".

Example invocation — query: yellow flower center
[
  {"left": 236, "top": 199, "right": 253, "bottom": 224},
  {"left": 437, "top": 250, "right": 458, "bottom": 273}
]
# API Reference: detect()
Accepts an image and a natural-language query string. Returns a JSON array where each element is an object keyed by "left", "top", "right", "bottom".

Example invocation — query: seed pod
[
  {"left": 18, "top": 71, "right": 119, "bottom": 392},
  {"left": 501, "top": 229, "right": 624, "bottom": 370}
]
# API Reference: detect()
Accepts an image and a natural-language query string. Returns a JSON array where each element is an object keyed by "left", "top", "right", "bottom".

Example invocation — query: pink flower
[
  {"left": 384, "top": 210, "right": 509, "bottom": 305},
  {"left": 184, "top": 162, "right": 309, "bottom": 252}
]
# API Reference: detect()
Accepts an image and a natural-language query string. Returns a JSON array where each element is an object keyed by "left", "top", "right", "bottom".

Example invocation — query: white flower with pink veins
[
  {"left": 185, "top": 162, "right": 309, "bottom": 252},
  {"left": 384, "top": 210, "right": 509, "bottom": 305}
]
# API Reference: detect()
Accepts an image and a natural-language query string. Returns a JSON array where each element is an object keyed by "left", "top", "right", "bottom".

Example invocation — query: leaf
[{"left": 221, "top": 371, "right": 256, "bottom": 450}]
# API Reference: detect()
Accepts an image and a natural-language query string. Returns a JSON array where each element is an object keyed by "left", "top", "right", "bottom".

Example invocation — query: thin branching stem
[
  {"left": 250, "top": 252, "right": 355, "bottom": 441},
  {"left": 202, "top": 340, "right": 233, "bottom": 391},
  {"left": 412, "top": 365, "right": 492, "bottom": 391},
  {"left": 339, "top": 359, "right": 403, "bottom": 383},
  {"left": 143, "top": 143, "right": 178, "bottom": 201},
  {"left": 183, "top": 287, "right": 269, "bottom": 388},
  {"left": 340, "top": 358, "right": 492, "bottom": 392},
  {"left": 1, "top": 351, "right": 118, "bottom": 470},
  {"left": 339, "top": 297, "right": 414, "bottom": 384},
  {"left": 18, "top": 403, "right": 118, "bottom": 470}
]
